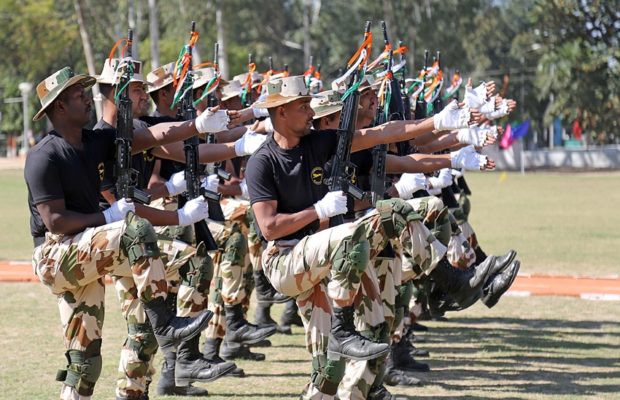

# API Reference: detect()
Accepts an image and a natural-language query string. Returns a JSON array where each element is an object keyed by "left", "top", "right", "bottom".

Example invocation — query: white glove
[
  {"left": 464, "top": 83, "right": 487, "bottom": 108},
  {"left": 484, "top": 99, "right": 509, "bottom": 120},
  {"left": 456, "top": 125, "right": 490, "bottom": 147},
  {"left": 314, "top": 191, "right": 348, "bottom": 220},
  {"left": 450, "top": 145, "right": 488, "bottom": 170},
  {"left": 479, "top": 96, "right": 496, "bottom": 114},
  {"left": 479, "top": 124, "right": 499, "bottom": 139},
  {"left": 201, "top": 174, "right": 219, "bottom": 193},
  {"left": 263, "top": 117, "right": 274, "bottom": 133},
  {"left": 164, "top": 171, "right": 187, "bottom": 196},
  {"left": 451, "top": 169, "right": 464, "bottom": 179},
  {"left": 195, "top": 108, "right": 230, "bottom": 133},
  {"left": 177, "top": 196, "right": 209, "bottom": 226},
  {"left": 394, "top": 173, "right": 427, "bottom": 200},
  {"left": 239, "top": 178, "right": 249, "bottom": 200},
  {"left": 103, "top": 198, "right": 135, "bottom": 224},
  {"left": 433, "top": 100, "right": 471, "bottom": 131},
  {"left": 427, "top": 187, "right": 442, "bottom": 196},
  {"left": 428, "top": 168, "right": 453, "bottom": 190},
  {"left": 252, "top": 107, "right": 269, "bottom": 118},
  {"left": 234, "top": 130, "right": 267, "bottom": 156}
]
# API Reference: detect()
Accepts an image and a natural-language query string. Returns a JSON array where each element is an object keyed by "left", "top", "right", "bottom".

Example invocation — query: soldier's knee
[
  {"left": 126, "top": 322, "right": 159, "bottom": 362},
  {"left": 223, "top": 231, "right": 247, "bottom": 264},
  {"left": 310, "top": 354, "right": 346, "bottom": 395},
  {"left": 376, "top": 198, "right": 423, "bottom": 238},
  {"left": 332, "top": 227, "right": 370, "bottom": 281},
  {"left": 121, "top": 212, "right": 160, "bottom": 264},
  {"left": 56, "top": 339, "right": 103, "bottom": 397}
]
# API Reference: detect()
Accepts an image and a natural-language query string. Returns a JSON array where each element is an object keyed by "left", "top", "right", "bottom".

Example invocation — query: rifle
[
  {"left": 241, "top": 53, "right": 255, "bottom": 107},
  {"left": 324, "top": 21, "right": 371, "bottom": 227},
  {"left": 398, "top": 40, "right": 412, "bottom": 121},
  {"left": 205, "top": 42, "right": 232, "bottom": 182},
  {"left": 178, "top": 22, "right": 223, "bottom": 250},
  {"left": 432, "top": 51, "right": 444, "bottom": 113},
  {"left": 414, "top": 50, "right": 429, "bottom": 120},
  {"left": 114, "top": 29, "right": 151, "bottom": 205}
]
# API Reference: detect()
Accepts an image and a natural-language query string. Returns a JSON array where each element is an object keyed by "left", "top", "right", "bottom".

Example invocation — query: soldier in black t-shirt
[
  {"left": 24, "top": 66, "right": 248, "bottom": 400},
  {"left": 245, "top": 75, "right": 494, "bottom": 397},
  {"left": 92, "top": 59, "right": 241, "bottom": 398}
]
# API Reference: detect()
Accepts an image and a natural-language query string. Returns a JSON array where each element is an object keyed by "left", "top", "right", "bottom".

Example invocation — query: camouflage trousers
[
  {"left": 32, "top": 217, "right": 169, "bottom": 400},
  {"left": 205, "top": 198, "right": 253, "bottom": 341},
  {"left": 261, "top": 200, "right": 447, "bottom": 399},
  {"left": 339, "top": 197, "right": 446, "bottom": 400},
  {"left": 113, "top": 227, "right": 203, "bottom": 399}
]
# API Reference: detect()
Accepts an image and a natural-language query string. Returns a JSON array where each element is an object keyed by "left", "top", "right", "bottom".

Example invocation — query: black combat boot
[
  {"left": 253, "top": 269, "right": 290, "bottom": 304},
  {"left": 475, "top": 247, "right": 517, "bottom": 276},
  {"left": 143, "top": 297, "right": 212, "bottom": 349},
  {"left": 220, "top": 341, "right": 266, "bottom": 361},
  {"left": 174, "top": 335, "right": 236, "bottom": 386},
  {"left": 481, "top": 260, "right": 520, "bottom": 308},
  {"left": 389, "top": 339, "right": 430, "bottom": 372},
  {"left": 225, "top": 303, "right": 277, "bottom": 345},
  {"left": 155, "top": 352, "right": 209, "bottom": 397},
  {"left": 203, "top": 338, "right": 246, "bottom": 377},
  {"left": 327, "top": 306, "right": 390, "bottom": 361},
  {"left": 428, "top": 256, "right": 495, "bottom": 308},
  {"left": 367, "top": 384, "right": 411, "bottom": 399},
  {"left": 383, "top": 368, "right": 423, "bottom": 387}
]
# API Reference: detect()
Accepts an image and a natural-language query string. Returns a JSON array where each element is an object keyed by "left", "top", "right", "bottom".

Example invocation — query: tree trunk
[
  {"left": 148, "top": 0, "right": 160, "bottom": 68},
  {"left": 216, "top": 0, "right": 229, "bottom": 78},
  {"left": 302, "top": 0, "right": 312, "bottom": 68},
  {"left": 74, "top": 0, "right": 102, "bottom": 120}
]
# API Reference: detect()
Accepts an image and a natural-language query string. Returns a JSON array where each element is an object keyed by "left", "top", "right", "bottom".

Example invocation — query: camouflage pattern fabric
[
  {"left": 32, "top": 217, "right": 168, "bottom": 400},
  {"left": 262, "top": 199, "right": 447, "bottom": 397},
  {"left": 114, "top": 232, "right": 198, "bottom": 398}
]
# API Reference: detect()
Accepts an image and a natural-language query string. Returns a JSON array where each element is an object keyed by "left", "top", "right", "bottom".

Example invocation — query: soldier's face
[
  {"left": 317, "top": 111, "right": 341, "bottom": 130},
  {"left": 282, "top": 98, "right": 315, "bottom": 137},
  {"left": 56, "top": 83, "right": 93, "bottom": 126},
  {"left": 358, "top": 88, "right": 378, "bottom": 125},
  {"left": 129, "top": 82, "right": 150, "bottom": 117}
]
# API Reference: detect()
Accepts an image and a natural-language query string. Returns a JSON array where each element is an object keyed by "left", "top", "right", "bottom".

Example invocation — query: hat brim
[
  {"left": 221, "top": 92, "right": 240, "bottom": 102},
  {"left": 253, "top": 94, "right": 313, "bottom": 109},
  {"left": 312, "top": 105, "right": 343, "bottom": 120},
  {"left": 146, "top": 78, "right": 174, "bottom": 94},
  {"left": 33, "top": 75, "right": 96, "bottom": 121}
]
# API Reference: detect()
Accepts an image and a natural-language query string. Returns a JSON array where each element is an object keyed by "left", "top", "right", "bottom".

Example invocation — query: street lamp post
[{"left": 18, "top": 82, "right": 32, "bottom": 155}]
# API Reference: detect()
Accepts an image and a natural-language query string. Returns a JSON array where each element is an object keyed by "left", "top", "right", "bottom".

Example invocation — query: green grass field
[
  {"left": 3, "top": 169, "right": 619, "bottom": 276},
  {"left": 0, "top": 284, "right": 618, "bottom": 400}
]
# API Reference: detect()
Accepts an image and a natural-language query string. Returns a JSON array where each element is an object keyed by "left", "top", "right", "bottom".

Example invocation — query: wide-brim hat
[
  {"left": 252, "top": 75, "right": 313, "bottom": 109},
  {"left": 359, "top": 75, "right": 381, "bottom": 93},
  {"left": 96, "top": 58, "right": 146, "bottom": 86},
  {"left": 146, "top": 61, "right": 175, "bottom": 93},
  {"left": 33, "top": 67, "right": 95, "bottom": 121},
  {"left": 220, "top": 80, "right": 242, "bottom": 102},
  {"left": 233, "top": 71, "right": 262, "bottom": 89},
  {"left": 192, "top": 67, "right": 227, "bottom": 93},
  {"left": 311, "top": 90, "right": 343, "bottom": 120}
]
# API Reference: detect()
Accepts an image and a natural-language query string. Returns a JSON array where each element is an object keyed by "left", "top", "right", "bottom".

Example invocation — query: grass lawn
[
  {"left": 0, "top": 283, "right": 618, "bottom": 399},
  {"left": 2, "top": 169, "right": 619, "bottom": 276}
]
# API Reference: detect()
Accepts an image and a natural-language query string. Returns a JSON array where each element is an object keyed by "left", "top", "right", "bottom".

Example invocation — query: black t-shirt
[
  {"left": 246, "top": 130, "right": 338, "bottom": 241},
  {"left": 140, "top": 115, "right": 185, "bottom": 180},
  {"left": 24, "top": 129, "right": 116, "bottom": 243}
]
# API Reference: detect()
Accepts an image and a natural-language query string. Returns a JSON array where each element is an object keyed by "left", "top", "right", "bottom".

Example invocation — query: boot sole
[
  {"left": 175, "top": 362, "right": 237, "bottom": 385},
  {"left": 327, "top": 346, "right": 390, "bottom": 362}
]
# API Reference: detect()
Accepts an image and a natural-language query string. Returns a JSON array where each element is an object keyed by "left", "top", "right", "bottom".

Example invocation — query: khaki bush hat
[
  {"left": 234, "top": 71, "right": 262, "bottom": 88},
  {"left": 310, "top": 90, "right": 343, "bottom": 120},
  {"left": 252, "top": 75, "right": 313, "bottom": 109},
  {"left": 220, "top": 80, "right": 242, "bottom": 101},
  {"left": 33, "top": 67, "right": 95, "bottom": 121},
  {"left": 96, "top": 58, "right": 146, "bottom": 85},
  {"left": 192, "top": 67, "right": 226, "bottom": 93},
  {"left": 146, "top": 62, "right": 175, "bottom": 93}
]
